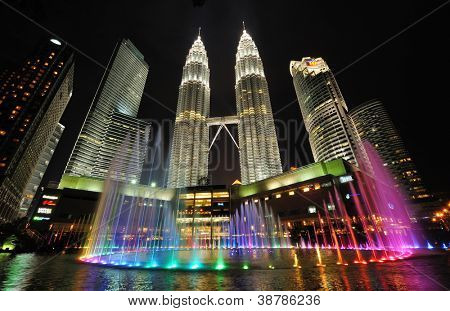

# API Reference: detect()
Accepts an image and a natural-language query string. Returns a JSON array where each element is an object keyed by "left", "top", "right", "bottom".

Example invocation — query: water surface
[{"left": 0, "top": 251, "right": 448, "bottom": 290}]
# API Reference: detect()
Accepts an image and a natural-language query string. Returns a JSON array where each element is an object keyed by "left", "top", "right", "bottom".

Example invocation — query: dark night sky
[{"left": 0, "top": 0, "right": 449, "bottom": 193}]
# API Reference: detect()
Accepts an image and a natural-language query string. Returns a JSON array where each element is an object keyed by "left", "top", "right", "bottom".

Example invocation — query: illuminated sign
[
  {"left": 41, "top": 200, "right": 56, "bottom": 206},
  {"left": 339, "top": 175, "right": 354, "bottom": 183},
  {"left": 306, "top": 58, "right": 317, "bottom": 66},
  {"left": 37, "top": 208, "right": 52, "bottom": 214},
  {"left": 42, "top": 195, "right": 59, "bottom": 200},
  {"left": 321, "top": 182, "right": 332, "bottom": 188},
  {"left": 33, "top": 216, "right": 50, "bottom": 221},
  {"left": 345, "top": 193, "right": 360, "bottom": 200},
  {"left": 308, "top": 206, "right": 317, "bottom": 214}
]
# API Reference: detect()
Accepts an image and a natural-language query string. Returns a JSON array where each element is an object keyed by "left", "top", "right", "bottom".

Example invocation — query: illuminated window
[
  {"left": 288, "top": 191, "right": 295, "bottom": 196},
  {"left": 195, "top": 192, "right": 211, "bottom": 199},
  {"left": 212, "top": 191, "right": 229, "bottom": 198},
  {"left": 275, "top": 193, "right": 281, "bottom": 199}
]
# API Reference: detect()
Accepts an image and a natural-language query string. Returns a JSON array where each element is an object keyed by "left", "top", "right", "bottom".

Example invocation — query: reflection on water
[{"left": 0, "top": 251, "right": 448, "bottom": 290}]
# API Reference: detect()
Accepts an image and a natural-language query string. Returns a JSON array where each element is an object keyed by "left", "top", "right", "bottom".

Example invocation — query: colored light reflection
[{"left": 215, "top": 263, "right": 225, "bottom": 270}]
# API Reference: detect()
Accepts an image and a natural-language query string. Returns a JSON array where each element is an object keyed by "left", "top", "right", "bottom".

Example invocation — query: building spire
[
  {"left": 198, "top": 27, "right": 201, "bottom": 38},
  {"left": 242, "top": 21, "right": 246, "bottom": 31}
]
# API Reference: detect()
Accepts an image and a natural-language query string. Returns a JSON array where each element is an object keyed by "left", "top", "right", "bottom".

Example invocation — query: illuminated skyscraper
[
  {"left": 168, "top": 34, "right": 210, "bottom": 188},
  {"left": 290, "top": 57, "right": 362, "bottom": 166},
  {"left": 0, "top": 38, "right": 74, "bottom": 223},
  {"left": 349, "top": 99, "right": 430, "bottom": 200},
  {"left": 19, "top": 123, "right": 64, "bottom": 216},
  {"left": 235, "top": 29, "right": 282, "bottom": 184},
  {"left": 64, "top": 39, "right": 150, "bottom": 183}
]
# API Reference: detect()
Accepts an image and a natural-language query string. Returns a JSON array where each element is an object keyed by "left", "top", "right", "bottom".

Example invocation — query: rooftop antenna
[
  {"left": 198, "top": 27, "right": 201, "bottom": 37},
  {"left": 242, "top": 21, "right": 246, "bottom": 31}
]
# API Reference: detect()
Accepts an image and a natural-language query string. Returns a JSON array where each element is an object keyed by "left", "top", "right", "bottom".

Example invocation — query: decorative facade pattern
[{"left": 235, "top": 30, "right": 282, "bottom": 184}]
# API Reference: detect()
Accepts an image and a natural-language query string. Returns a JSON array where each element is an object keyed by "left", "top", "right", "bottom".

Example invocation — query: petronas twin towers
[
  {"left": 168, "top": 28, "right": 282, "bottom": 188},
  {"left": 168, "top": 36, "right": 210, "bottom": 188}
]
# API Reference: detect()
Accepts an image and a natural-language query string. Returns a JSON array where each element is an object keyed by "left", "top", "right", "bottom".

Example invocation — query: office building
[
  {"left": 19, "top": 123, "right": 65, "bottom": 216},
  {"left": 64, "top": 39, "right": 150, "bottom": 182},
  {"left": 349, "top": 99, "right": 430, "bottom": 200},
  {"left": 290, "top": 57, "right": 363, "bottom": 166},
  {"left": 0, "top": 38, "right": 74, "bottom": 223}
]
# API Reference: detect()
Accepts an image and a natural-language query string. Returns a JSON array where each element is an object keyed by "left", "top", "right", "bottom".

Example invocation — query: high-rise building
[
  {"left": 235, "top": 29, "right": 282, "bottom": 184},
  {"left": 168, "top": 34, "right": 210, "bottom": 188},
  {"left": 349, "top": 99, "right": 430, "bottom": 200},
  {"left": 99, "top": 112, "right": 150, "bottom": 183},
  {"left": 290, "top": 57, "right": 362, "bottom": 166},
  {"left": 19, "top": 123, "right": 64, "bottom": 216},
  {"left": 0, "top": 38, "right": 74, "bottom": 223},
  {"left": 64, "top": 39, "right": 150, "bottom": 183}
]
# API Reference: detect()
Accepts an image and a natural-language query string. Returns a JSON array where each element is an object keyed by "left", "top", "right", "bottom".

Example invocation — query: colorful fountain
[{"left": 79, "top": 141, "right": 418, "bottom": 270}]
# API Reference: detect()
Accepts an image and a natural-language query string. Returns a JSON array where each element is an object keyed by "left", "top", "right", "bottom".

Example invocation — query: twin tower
[{"left": 168, "top": 29, "right": 282, "bottom": 187}]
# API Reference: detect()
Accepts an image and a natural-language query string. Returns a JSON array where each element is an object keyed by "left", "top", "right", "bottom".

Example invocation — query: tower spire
[
  {"left": 242, "top": 21, "right": 246, "bottom": 31},
  {"left": 198, "top": 27, "right": 201, "bottom": 38}
]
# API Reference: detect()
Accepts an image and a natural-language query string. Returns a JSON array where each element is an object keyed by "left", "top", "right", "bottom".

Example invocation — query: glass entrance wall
[{"left": 176, "top": 186, "right": 230, "bottom": 248}]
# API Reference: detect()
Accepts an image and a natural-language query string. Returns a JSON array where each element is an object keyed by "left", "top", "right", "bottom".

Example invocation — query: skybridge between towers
[{"left": 206, "top": 115, "right": 240, "bottom": 151}]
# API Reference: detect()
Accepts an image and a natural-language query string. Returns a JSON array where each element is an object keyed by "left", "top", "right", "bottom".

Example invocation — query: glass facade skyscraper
[
  {"left": 99, "top": 112, "right": 150, "bottom": 183},
  {"left": 168, "top": 35, "right": 210, "bottom": 188},
  {"left": 235, "top": 29, "right": 282, "bottom": 184},
  {"left": 0, "top": 38, "right": 74, "bottom": 223},
  {"left": 290, "top": 57, "right": 362, "bottom": 166},
  {"left": 349, "top": 99, "right": 430, "bottom": 200},
  {"left": 64, "top": 39, "right": 150, "bottom": 183}
]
